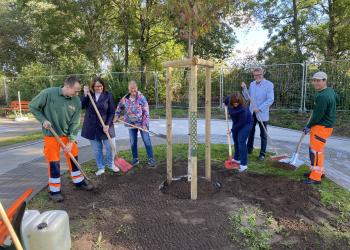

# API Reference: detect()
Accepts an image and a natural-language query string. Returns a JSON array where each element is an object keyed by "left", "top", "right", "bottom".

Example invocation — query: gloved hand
[{"left": 303, "top": 126, "right": 310, "bottom": 135}]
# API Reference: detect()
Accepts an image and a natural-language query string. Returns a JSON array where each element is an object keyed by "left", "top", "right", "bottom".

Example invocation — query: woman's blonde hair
[{"left": 128, "top": 80, "right": 137, "bottom": 87}]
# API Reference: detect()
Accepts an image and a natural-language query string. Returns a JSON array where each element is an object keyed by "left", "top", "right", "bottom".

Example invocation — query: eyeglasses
[
  {"left": 253, "top": 74, "right": 262, "bottom": 77},
  {"left": 94, "top": 85, "right": 103, "bottom": 88}
]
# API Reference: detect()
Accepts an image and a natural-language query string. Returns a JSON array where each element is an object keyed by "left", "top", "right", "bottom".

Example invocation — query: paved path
[
  {"left": 1, "top": 119, "right": 350, "bottom": 209},
  {"left": 0, "top": 118, "right": 40, "bottom": 137}
]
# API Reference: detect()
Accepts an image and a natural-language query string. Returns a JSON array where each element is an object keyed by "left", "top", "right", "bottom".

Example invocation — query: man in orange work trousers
[
  {"left": 29, "top": 76, "right": 93, "bottom": 202},
  {"left": 302, "top": 72, "right": 337, "bottom": 185}
]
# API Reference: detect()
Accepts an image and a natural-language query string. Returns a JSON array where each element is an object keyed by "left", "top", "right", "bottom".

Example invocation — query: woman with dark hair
[
  {"left": 81, "top": 77, "right": 120, "bottom": 175},
  {"left": 224, "top": 91, "right": 253, "bottom": 172}
]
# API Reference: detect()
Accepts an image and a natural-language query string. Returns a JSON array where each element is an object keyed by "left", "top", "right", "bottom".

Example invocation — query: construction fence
[{"left": 1, "top": 60, "right": 350, "bottom": 112}]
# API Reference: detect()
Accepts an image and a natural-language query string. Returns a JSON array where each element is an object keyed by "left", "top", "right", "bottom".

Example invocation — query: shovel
[
  {"left": 116, "top": 119, "right": 167, "bottom": 139},
  {"left": 87, "top": 92, "right": 133, "bottom": 173},
  {"left": 241, "top": 86, "right": 288, "bottom": 161},
  {"left": 224, "top": 106, "right": 239, "bottom": 170},
  {"left": 278, "top": 110, "right": 313, "bottom": 168},
  {"left": 0, "top": 202, "right": 24, "bottom": 250},
  {"left": 48, "top": 127, "right": 92, "bottom": 183},
  {"left": 279, "top": 133, "right": 306, "bottom": 168}
]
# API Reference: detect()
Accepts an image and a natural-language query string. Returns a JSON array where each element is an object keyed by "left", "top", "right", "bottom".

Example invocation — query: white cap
[{"left": 312, "top": 71, "right": 327, "bottom": 80}]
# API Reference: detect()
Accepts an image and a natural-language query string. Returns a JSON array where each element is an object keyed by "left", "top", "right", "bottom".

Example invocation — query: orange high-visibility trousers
[
  {"left": 43, "top": 136, "right": 84, "bottom": 193},
  {"left": 309, "top": 125, "right": 333, "bottom": 182}
]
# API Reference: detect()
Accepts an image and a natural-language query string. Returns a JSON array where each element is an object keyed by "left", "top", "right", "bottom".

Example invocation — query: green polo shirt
[
  {"left": 307, "top": 87, "right": 336, "bottom": 128},
  {"left": 29, "top": 87, "right": 81, "bottom": 141}
]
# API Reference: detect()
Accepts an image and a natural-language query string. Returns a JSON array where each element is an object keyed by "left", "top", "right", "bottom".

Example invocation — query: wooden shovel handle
[
  {"left": 242, "top": 87, "right": 280, "bottom": 155},
  {"left": 294, "top": 112, "right": 312, "bottom": 154},
  {"left": 86, "top": 92, "right": 116, "bottom": 154},
  {"left": 117, "top": 119, "right": 161, "bottom": 137},
  {"left": 224, "top": 106, "right": 232, "bottom": 158},
  {"left": 0, "top": 202, "right": 23, "bottom": 250},
  {"left": 48, "top": 127, "right": 90, "bottom": 181}
]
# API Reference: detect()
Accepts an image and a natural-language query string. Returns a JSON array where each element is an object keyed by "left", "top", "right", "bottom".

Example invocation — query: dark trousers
[
  {"left": 233, "top": 123, "right": 252, "bottom": 166},
  {"left": 247, "top": 113, "right": 267, "bottom": 157}
]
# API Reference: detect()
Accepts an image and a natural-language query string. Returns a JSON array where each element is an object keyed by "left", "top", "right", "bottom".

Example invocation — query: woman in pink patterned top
[{"left": 115, "top": 80, "right": 155, "bottom": 167}]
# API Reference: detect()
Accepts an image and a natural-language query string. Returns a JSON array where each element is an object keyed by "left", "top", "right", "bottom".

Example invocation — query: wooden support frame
[
  {"left": 166, "top": 67, "right": 173, "bottom": 184},
  {"left": 163, "top": 57, "right": 213, "bottom": 200},
  {"left": 205, "top": 67, "right": 211, "bottom": 180},
  {"left": 189, "top": 64, "right": 198, "bottom": 200},
  {"left": 162, "top": 56, "right": 214, "bottom": 68}
]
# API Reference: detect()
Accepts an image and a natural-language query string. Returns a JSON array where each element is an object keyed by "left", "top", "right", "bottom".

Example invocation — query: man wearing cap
[
  {"left": 241, "top": 67, "right": 274, "bottom": 161},
  {"left": 303, "top": 71, "right": 337, "bottom": 185}
]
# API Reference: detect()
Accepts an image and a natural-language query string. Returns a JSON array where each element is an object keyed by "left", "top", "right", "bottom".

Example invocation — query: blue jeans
[
  {"left": 128, "top": 128, "right": 154, "bottom": 160},
  {"left": 89, "top": 139, "right": 113, "bottom": 170},
  {"left": 233, "top": 124, "right": 252, "bottom": 166}
]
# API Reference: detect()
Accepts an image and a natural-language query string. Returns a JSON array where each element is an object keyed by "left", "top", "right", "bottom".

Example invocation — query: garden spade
[
  {"left": 279, "top": 133, "right": 306, "bottom": 168},
  {"left": 224, "top": 105, "right": 240, "bottom": 170},
  {"left": 117, "top": 119, "right": 167, "bottom": 139},
  {"left": 48, "top": 127, "right": 93, "bottom": 183},
  {"left": 87, "top": 91, "right": 133, "bottom": 173},
  {"left": 241, "top": 86, "right": 288, "bottom": 161}
]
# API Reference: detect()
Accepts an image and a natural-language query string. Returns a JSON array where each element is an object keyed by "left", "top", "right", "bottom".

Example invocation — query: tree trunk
[
  {"left": 292, "top": 0, "right": 303, "bottom": 62},
  {"left": 124, "top": 21, "right": 129, "bottom": 72},
  {"left": 139, "top": 16, "right": 146, "bottom": 88},
  {"left": 326, "top": 0, "right": 336, "bottom": 60},
  {"left": 123, "top": 0, "right": 129, "bottom": 72}
]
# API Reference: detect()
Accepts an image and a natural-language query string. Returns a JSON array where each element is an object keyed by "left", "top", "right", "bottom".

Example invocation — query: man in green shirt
[
  {"left": 302, "top": 71, "right": 337, "bottom": 185},
  {"left": 30, "top": 76, "right": 93, "bottom": 202}
]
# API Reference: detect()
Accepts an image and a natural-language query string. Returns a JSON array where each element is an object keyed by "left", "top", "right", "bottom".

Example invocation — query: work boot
[
  {"left": 302, "top": 179, "right": 321, "bottom": 185},
  {"left": 148, "top": 158, "right": 156, "bottom": 167},
  {"left": 48, "top": 192, "right": 64, "bottom": 203},
  {"left": 76, "top": 180, "right": 94, "bottom": 191},
  {"left": 258, "top": 155, "right": 265, "bottom": 161},
  {"left": 131, "top": 158, "right": 139, "bottom": 167},
  {"left": 303, "top": 172, "right": 325, "bottom": 178}
]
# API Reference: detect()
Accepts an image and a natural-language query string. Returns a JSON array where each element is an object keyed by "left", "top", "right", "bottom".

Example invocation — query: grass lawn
[
  {"left": 29, "top": 144, "right": 350, "bottom": 249},
  {"left": 0, "top": 131, "right": 42, "bottom": 147}
]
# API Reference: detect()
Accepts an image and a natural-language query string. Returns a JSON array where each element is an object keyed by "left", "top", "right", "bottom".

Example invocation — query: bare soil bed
[{"left": 31, "top": 160, "right": 349, "bottom": 250}]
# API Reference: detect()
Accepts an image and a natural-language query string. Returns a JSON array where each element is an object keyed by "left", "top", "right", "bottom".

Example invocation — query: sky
[{"left": 230, "top": 22, "right": 269, "bottom": 61}]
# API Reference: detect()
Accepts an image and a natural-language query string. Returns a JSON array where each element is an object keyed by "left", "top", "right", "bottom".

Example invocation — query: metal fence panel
[
  {"left": 304, "top": 60, "right": 350, "bottom": 111},
  {"left": 1, "top": 60, "right": 349, "bottom": 112},
  {"left": 1, "top": 72, "right": 158, "bottom": 106},
  {"left": 222, "top": 63, "right": 304, "bottom": 111}
]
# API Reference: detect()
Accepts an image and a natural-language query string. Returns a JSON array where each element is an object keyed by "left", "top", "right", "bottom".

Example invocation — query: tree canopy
[{"left": 1, "top": 0, "right": 350, "bottom": 77}]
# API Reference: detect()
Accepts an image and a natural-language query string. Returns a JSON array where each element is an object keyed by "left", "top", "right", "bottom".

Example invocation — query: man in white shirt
[{"left": 241, "top": 67, "right": 274, "bottom": 161}]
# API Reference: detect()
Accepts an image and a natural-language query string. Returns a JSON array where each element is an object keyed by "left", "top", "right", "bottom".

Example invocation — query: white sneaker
[
  {"left": 95, "top": 169, "right": 105, "bottom": 176},
  {"left": 110, "top": 164, "right": 120, "bottom": 173},
  {"left": 239, "top": 165, "right": 248, "bottom": 172}
]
